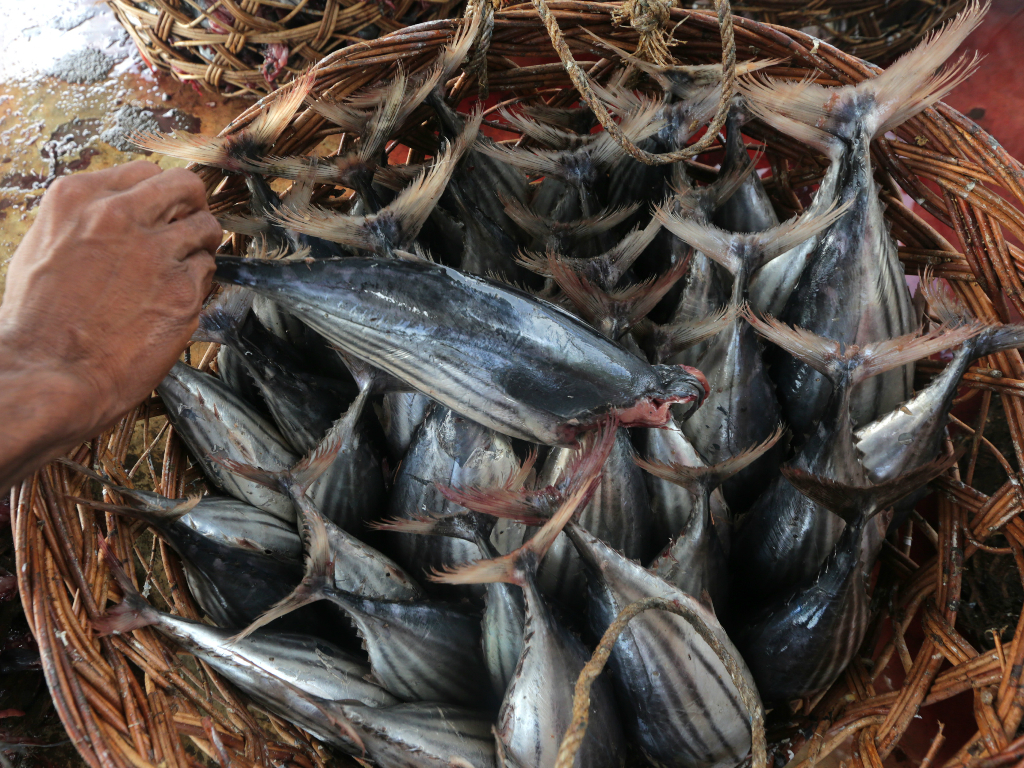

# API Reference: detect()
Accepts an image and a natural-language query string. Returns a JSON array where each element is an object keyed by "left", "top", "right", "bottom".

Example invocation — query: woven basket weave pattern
[
  {"left": 107, "top": 0, "right": 463, "bottom": 96},
  {"left": 15, "top": 7, "right": 1024, "bottom": 767}
]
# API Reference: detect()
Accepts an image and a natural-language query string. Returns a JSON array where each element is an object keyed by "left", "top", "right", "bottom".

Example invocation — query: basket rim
[{"left": 17, "top": 4, "right": 1024, "bottom": 768}]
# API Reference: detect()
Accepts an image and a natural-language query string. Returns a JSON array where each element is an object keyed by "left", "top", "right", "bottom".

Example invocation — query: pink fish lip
[
  {"left": 679, "top": 365, "right": 710, "bottom": 401},
  {"left": 615, "top": 395, "right": 697, "bottom": 429}
]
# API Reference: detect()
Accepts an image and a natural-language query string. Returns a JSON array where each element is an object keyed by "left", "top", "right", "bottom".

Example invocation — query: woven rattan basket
[
  {"left": 693, "top": 0, "right": 970, "bottom": 62},
  {"left": 14, "top": 4, "right": 1024, "bottom": 767},
  {"left": 107, "top": 0, "right": 464, "bottom": 96}
]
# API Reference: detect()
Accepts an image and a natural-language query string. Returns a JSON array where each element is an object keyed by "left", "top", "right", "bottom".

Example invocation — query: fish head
[{"left": 618, "top": 364, "right": 709, "bottom": 428}]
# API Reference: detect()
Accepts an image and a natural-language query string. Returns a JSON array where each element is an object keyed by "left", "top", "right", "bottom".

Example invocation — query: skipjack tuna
[{"left": 77, "top": 4, "right": 1013, "bottom": 767}]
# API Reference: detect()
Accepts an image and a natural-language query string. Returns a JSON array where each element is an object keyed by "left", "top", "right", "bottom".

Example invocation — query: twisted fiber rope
[
  {"left": 553, "top": 595, "right": 767, "bottom": 768},
  {"left": 531, "top": 0, "right": 736, "bottom": 165},
  {"left": 611, "top": 0, "right": 674, "bottom": 64}
]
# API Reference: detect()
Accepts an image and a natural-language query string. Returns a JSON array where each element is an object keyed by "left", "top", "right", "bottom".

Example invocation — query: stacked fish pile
[{"left": 66, "top": 3, "right": 1018, "bottom": 766}]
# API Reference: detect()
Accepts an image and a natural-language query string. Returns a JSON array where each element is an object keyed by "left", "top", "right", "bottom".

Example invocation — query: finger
[
  {"left": 131, "top": 167, "right": 210, "bottom": 224},
  {"left": 91, "top": 160, "right": 163, "bottom": 193},
  {"left": 183, "top": 250, "right": 217, "bottom": 304},
  {"left": 164, "top": 210, "right": 224, "bottom": 261}
]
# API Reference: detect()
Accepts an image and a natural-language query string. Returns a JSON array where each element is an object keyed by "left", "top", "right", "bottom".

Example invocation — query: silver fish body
[
  {"left": 772, "top": 137, "right": 915, "bottom": 439},
  {"left": 641, "top": 423, "right": 730, "bottom": 553},
  {"left": 734, "top": 512, "right": 881, "bottom": 705},
  {"left": 649, "top": 489, "right": 729, "bottom": 611},
  {"left": 307, "top": 422, "right": 386, "bottom": 533},
  {"left": 103, "top": 597, "right": 398, "bottom": 750},
  {"left": 340, "top": 702, "right": 497, "bottom": 768},
  {"left": 325, "top": 589, "right": 492, "bottom": 707},
  {"left": 567, "top": 524, "right": 755, "bottom": 768},
  {"left": 382, "top": 392, "right": 433, "bottom": 459},
  {"left": 682, "top": 317, "right": 781, "bottom": 512},
  {"left": 216, "top": 344, "right": 267, "bottom": 416},
  {"left": 158, "top": 361, "right": 297, "bottom": 521},
  {"left": 498, "top": 576, "right": 626, "bottom": 768},
  {"left": 853, "top": 325, "right": 1024, "bottom": 482},
  {"left": 323, "top": 515, "right": 424, "bottom": 601},
  {"left": 483, "top": 579, "right": 525, "bottom": 699},
  {"left": 729, "top": 370, "right": 865, "bottom": 604},
  {"left": 712, "top": 105, "right": 777, "bottom": 236},
  {"left": 213, "top": 256, "right": 708, "bottom": 446},
  {"left": 387, "top": 406, "right": 519, "bottom": 600},
  {"left": 535, "top": 430, "right": 652, "bottom": 610}
]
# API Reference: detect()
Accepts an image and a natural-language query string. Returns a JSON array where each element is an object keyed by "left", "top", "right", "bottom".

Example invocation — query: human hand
[{"left": 0, "top": 160, "right": 222, "bottom": 440}]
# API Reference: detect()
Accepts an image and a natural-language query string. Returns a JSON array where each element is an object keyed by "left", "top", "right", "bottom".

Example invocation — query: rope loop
[
  {"left": 464, "top": 0, "right": 496, "bottom": 99},
  {"left": 552, "top": 595, "right": 766, "bottom": 768},
  {"left": 530, "top": 0, "right": 736, "bottom": 165}
]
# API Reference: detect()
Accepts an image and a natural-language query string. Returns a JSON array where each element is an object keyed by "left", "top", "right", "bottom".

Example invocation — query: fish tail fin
[
  {"left": 59, "top": 459, "right": 199, "bottom": 522},
  {"left": 658, "top": 197, "right": 851, "bottom": 275},
  {"left": 742, "top": 3, "right": 983, "bottom": 147},
  {"left": 600, "top": 215, "right": 663, "bottom": 282},
  {"left": 742, "top": 308, "right": 984, "bottom": 385},
  {"left": 94, "top": 538, "right": 160, "bottom": 635},
  {"left": 855, "top": 3, "right": 985, "bottom": 138},
  {"left": 429, "top": 474, "right": 600, "bottom": 587},
  {"left": 856, "top": 322, "right": 987, "bottom": 383},
  {"left": 783, "top": 450, "right": 958, "bottom": 526},
  {"left": 647, "top": 305, "right": 738, "bottom": 362},
  {"left": 748, "top": 199, "right": 853, "bottom": 266},
  {"left": 917, "top": 270, "right": 1024, "bottom": 357},
  {"left": 550, "top": 251, "right": 689, "bottom": 335},
  {"left": 384, "top": 109, "right": 482, "bottom": 246},
  {"left": 192, "top": 286, "right": 254, "bottom": 344},
  {"left": 920, "top": 268, "right": 974, "bottom": 327},
  {"left": 708, "top": 149, "right": 760, "bottom": 208},
  {"left": 67, "top": 495, "right": 200, "bottom": 525},
  {"left": 637, "top": 425, "right": 784, "bottom": 492},
  {"left": 246, "top": 68, "right": 316, "bottom": 148},
  {"left": 653, "top": 207, "right": 740, "bottom": 273},
  {"left": 359, "top": 65, "right": 408, "bottom": 162},
  {"left": 231, "top": 505, "right": 334, "bottom": 642}
]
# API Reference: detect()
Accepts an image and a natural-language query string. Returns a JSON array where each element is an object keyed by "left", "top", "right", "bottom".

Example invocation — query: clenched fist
[{"left": 0, "top": 160, "right": 222, "bottom": 490}]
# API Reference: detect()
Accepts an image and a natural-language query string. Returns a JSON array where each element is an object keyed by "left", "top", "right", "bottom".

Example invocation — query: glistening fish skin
[
  {"left": 567, "top": 524, "right": 755, "bottom": 768},
  {"left": 213, "top": 256, "right": 709, "bottom": 446},
  {"left": 381, "top": 392, "right": 433, "bottom": 460},
  {"left": 158, "top": 361, "right": 297, "bottom": 521},
  {"left": 95, "top": 564, "right": 399, "bottom": 751},
  {"left": 855, "top": 324, "right": 1024, "bottom": 483},
  {"left": 641, "top": 422, "right": 730, "bottom": 553},
  {"left": 62, "top": 466, "right": 302, "bottom": 560},
  {"left": 535, "top": 429, "right": 653, "bottom": 611},
  {"left": 730, "top": 460, "right": 950, "bottom": 705},
  {"left": 338, "top": 702, "right": 497, "bottom": 768},
  {"left": 387, "top": 406, "right": 519, "bottom": 600},
  {"left": 744, "top": 10, "right": 987, "bottom": 438},
  {"left": 322, "top": 590, "right": 492, "bottom": 707}
]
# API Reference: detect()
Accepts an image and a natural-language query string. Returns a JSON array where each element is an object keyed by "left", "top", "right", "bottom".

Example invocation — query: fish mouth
[
  {"left": 615, "top": 394, "right": 699, "bottom": 429},
  {"left": 678, "top": 365, "right": 711, "bottom": 401}
]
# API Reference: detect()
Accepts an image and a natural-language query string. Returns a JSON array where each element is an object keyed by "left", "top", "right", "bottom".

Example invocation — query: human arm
[{"left": 0, "top": 160, "right": 223, "bottom": 492}]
